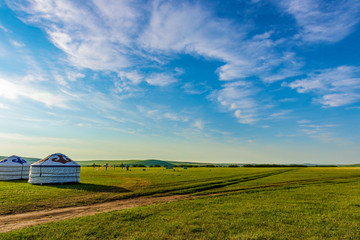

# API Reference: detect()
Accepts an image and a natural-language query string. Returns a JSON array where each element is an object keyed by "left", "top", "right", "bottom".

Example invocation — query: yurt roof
[
  {"left": 0, "top": 155, "right": 30, "bottom": 166},
  {"left": 32, "top": 153, "right": 80, "bottom": 167}
]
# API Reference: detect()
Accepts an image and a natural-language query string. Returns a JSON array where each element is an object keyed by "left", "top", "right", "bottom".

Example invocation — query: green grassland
[
  {"left": 1, "top": 167, "right": 360, "bottom": 239},
  {"left": 0, "top": 167, "right": 276, "bottom": 215}
]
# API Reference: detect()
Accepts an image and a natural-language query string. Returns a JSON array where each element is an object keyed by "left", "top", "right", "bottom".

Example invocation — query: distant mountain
[
  {"left": 0, "top": 157, "right": 187, "bottom": 167},
  {"left": 76, "top": 159, "right": 174, "bottom": 167},
  {"left": 138, "top": 159, "right": 174, "bottom": 166},
  {"left": 165, "top": 160, "right": 213, "bottom": 166},
  {"left": 75, "top": 159, "right": 216, "bottom": 167},
  {"left": 340, "top": 164, "right": 360, "bottom": 167},
  {"left": 303, "top": 163, "right": 319, "bottom": 166}
]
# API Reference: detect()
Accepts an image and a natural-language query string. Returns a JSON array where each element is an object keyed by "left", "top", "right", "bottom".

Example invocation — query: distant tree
[
  {"left": 132, "top": 164, "right": 146, "bottom": 167},
  {"left": 228, "top": 164, "right": 239, "bottom": 167},
  {"left": 204, "top": 164, "right": 216, "bottom": 168},
  {"left": 243, "top": 164, "right": 307, "bottom": 167}
]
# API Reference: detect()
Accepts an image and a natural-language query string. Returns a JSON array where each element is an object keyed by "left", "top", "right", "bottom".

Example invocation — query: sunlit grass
[
  {"left": 0, "top": 167, "right": 275, "bottom": 214},
  {"left": 2, "top": 168, "right": 360, "bottom": 239}
]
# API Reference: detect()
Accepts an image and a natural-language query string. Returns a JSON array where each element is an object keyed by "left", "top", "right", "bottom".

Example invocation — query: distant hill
[
  {"left": 76, "top": 159, "right": 173, "bottom": 167},
  {"left": 0, "top": 156, "right": 215, "bottom": 167},
  {"left": 340, "top": 164, "right": 360, "bottom": 167},
  {"left": 76, "top": 159, "right": 217, "bottom": 167},
  {"left": 3, "top": 155, "right": 347, "bottom": 167},
  {"left": 77, "top": 159, "right": 182, "bottom": 167},
  {"left": 166, "top": 160, "right": 214, "bottom": 166}
]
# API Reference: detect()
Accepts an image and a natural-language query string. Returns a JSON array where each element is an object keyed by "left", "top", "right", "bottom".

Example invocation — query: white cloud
[
  {"left": 234, "top": 109, "right": 257, "bottom": 124},
  {"left": 286, "top": 65, "right": 360, "bottom": 107},
  {"left": 164, "top": 113, "right": 188, "bottom": 122},
  {"left": 298, "top": 122, "right": 345, "bottom": 144},
  {"left": 53, "top": 70, "right": 85, "bottom": 88},
  {"left": 268, "top": 110, "right": 293, "bottom": 120},
  {"left": 140, "top": 1, "right": 298, "bottom": 82},
  {"left": 319, "top": 93, "right": 360, "bottom": 107},
  {"left": 211, "top": 81, "right": 259, "bottom": 124},
  {"left": 279, "top": 0, "right": 360, "bottom": 42},
  {"left": 66, "top": 71, "right": 85, "bottom": 82},
  {"left": 145, "top": 73, "right": 177, "bottom": 86},
  {"left": 9, "top": 0, "right": 358, "bottom": 128},
  {"left": 0, "top": 24, "right": 9, "bottom": 32},
  {"left": 53, "top": 74, "right": 67, "bottom": 86},
  {"left": 0, "top": 132, "right": 82, "bottom": 144},
  {"left": 297, "top": 120, "right": 310, "bottom": 124},
  {"left": 9, "top": 0, "right": 298, "bottom": 83},
  {"left": 7, "top": 0, "right": 304, "bottom": 114},
  {"left": 118, "top": 71, "right": 144, "bottom": 85},
  {"left": 137, "top": 105, "right": 190, "bottom": 124},
  {"left": 193, "top": 120, "right": 204, "bottom": 130},
  {"left": 10, "top": 0, "right": 140, "bottom": 70},
  {"left": 10, "top": 40, "right": 25, "bottom": 48},
  {"left": 0, "top": 103, "right": 9, "bottom": 109},
  {"left": 279, "top": 98, "right": 297, "bottom": 103},
  {"left": 0, "top": 76, "right": 71, "bottom": 109},
  {"left": 182, "top": 82, "right": 209, "bottom": 95}
]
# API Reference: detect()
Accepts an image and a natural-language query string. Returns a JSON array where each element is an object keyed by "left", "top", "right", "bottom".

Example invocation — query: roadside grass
[
  {"left": 2, "top": 173, "right": 360, "bottom": 239},
  {"left": 0, "top": 167, "right": 277, "bottom": 215}
]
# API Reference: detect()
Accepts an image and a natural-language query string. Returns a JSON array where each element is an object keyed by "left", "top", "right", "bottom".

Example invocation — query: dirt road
[{"left": 0, "top": 194, "right": 195, "bottom": 233}]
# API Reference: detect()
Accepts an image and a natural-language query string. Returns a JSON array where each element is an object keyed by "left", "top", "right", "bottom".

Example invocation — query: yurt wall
[
  {"left": 0, "top": 156, "right": 31, "bottom": 181},
  {"left": 29, "top": 153, "right": 80, "bottom": 185}
]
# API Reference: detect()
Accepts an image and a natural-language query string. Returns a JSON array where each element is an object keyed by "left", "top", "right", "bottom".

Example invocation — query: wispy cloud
[
  {"left": 10, "top": 39, "right": 25, "bottom": 48},
  {"left": 297, "top": 120, "right": 310, "bottom": 124},
  {"left": 210, "top": 81, "right": 259, "bottom": 124},
  {"left": 9, "top": 0, "right": 142, "bottom": 70},
  {"left": 0, "top": 132, "right": 83, "bottom": 144},
  {"left": 53, "top": 70, "right": 84, "bottom": 87},
  {"left": 267, "top": 110, "right": 293, "bottom": 120},
  {"left": 137, "top": 105, "right": 190, "bottom": 123},
  {"left": 298, "top": 122, "right": 345, "bottom": 144},
  {"left": 140, "top": 1, "right": 299, "bottom": 82},
  {"left": 279, "top": 0, "right": 360, "bottom": 42},
  {"left": 182, "top": 82, "right": 209, "bottom": 95},
  {"left": 6, "top": 0, "right": 360, "bottom": 131},
  {"left": 0, "top": 75, "right": 71, "bottom": 109},
  {"left": 145, "top": 73, "right": 177, "bottom": 87},
  {"left": 193, "top": 120, "right": 204, "bottom": 130},
  {"left": 0, "top": 103, "right": 9, "bottom": 109},
  {"left": 285, "top": 65, "right": 360, "bottom": 107},
  {"left": 9, "top": 0, "right": 300, "bottom": 84},
  {"left": 0, "top": 24, "right": 9, "bottom": 32},
  {"left": 5, "top": 0, "right": 309, "bottom": 127},
  {"left": 118, "top": 71, "right": 143, "bottom": 85}
]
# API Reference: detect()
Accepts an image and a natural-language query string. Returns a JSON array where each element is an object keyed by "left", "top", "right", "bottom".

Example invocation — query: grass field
[
  {"left": 1, "top": 167, "right": 360, "bottom": 239},
  {"left": 0, "top": 167, "right": 277, "bottom": 215}
]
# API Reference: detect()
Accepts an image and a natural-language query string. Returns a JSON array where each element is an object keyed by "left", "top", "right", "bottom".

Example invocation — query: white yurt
[
  {"left": 29, "top": 153, "right": 80, "bottom": 185},
  {"left": 0, "top": 155, "right": 31, "bottom": 180}
]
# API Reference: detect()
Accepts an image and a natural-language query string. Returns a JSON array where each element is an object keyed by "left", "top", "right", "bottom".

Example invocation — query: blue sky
[{"left": 0, "top": 0, "right": 360, "bottom": 164}]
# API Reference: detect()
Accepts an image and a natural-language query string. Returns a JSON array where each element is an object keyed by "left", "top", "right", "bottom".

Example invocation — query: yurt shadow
[
  {"left": 44, "top": 183, "right": 131, "bottom": 193},
  {"left": 6, "top": 179, "right": 28, "bottom": 183}
]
